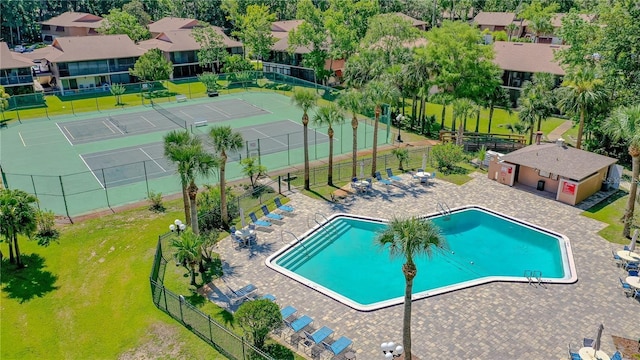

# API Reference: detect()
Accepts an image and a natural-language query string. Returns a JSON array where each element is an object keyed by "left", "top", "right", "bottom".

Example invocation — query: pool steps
[{"left": 277, "top": 221, "right": 351, "bottom": 271}]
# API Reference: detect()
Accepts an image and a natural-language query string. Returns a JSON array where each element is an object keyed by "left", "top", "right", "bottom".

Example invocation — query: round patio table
[
  {"left": 578, "top": 347, "right": 610, "bottom": 360},
  {"left": 625, "top": 276, "right": 640, "bottom": 289},
  {"left": 617, "top": 250, "right": 640, "bottom": 262}
]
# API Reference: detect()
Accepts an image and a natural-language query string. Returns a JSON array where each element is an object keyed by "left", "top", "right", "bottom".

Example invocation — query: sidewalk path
[{"left": 546, "top": 119, "right": 573, "bottom": 141}]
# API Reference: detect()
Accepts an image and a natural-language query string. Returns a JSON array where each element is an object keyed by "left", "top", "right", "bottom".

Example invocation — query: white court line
[
  {"left": 106, "top": 118, "right": 124, "bottom": 135},
  {"left": 251, "top": 128, "right": 288, "bottom": 147},
  {"left": 55, "top": 122, "right": 74, "bottom": 146},
  {"left": 179, "top": 110, "right": 194, "bottom": 119},
  {"left": 141, "top": 116, "right": 156, "bottom": 127},
  {"left": 63, "top": 126, "right": 75, "bottom": 139},
  {"left": 82, "top": 147, "right": 153, "bottom": 159},
  {"left": 204, "top": 105, "right": 230, "bottom": 118},
  {"left": 102, "top": 120, "right": 117, "bottom": 134},
  {"left": 18, "top": 132, "right": 26, "bottom": 147},
  {"left": 79, "top": 155, "right": 105, "bottom": 189},
  {"left": 139, "top": 148, "right": 166, "bottom": 172}
]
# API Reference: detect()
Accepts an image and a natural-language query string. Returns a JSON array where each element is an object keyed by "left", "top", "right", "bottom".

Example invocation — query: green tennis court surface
[{"left": 1, "top": 91, "right": 385, "bottom": 217}]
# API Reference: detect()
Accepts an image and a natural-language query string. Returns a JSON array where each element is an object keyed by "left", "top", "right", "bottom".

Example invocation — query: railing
[
  {"left": 437, "top": 202, "right": 451, "bottom": 218},
  {"left": 312, "top": 212, "right": 338, "bottom": 239},
  {"left": 281, "top": 230, "right": 309, "bottom": 257}
]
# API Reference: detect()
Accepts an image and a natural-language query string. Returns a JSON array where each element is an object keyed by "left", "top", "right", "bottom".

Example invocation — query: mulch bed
[{"left": 612, "top": 335, "right": 640, "bottom": 359}]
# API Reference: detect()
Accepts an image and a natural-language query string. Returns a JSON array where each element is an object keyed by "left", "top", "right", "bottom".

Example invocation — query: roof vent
[{"left": 556, "top": 138, "right": 565, "bottom": 147}]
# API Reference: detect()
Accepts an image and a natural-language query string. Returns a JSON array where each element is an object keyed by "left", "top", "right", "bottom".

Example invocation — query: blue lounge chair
[
  {"left": 285, "top": 315, "right": 313, "bottom": 335},
  {"left": 261, "top": 205, "right": 284, "bottom": 220},
  {"left": 228, "top": 284, "right": 257, "bottom": 305},
  {"left": 262, "top": 294, "right": 276, "bottom": 302},
  {"left": 280, "top": 305, "right": 297, "bottom": 320},
  {"left": 568, "top": 344, "right": 581, "bottom": 360},
  {"left": 610, "top": 351, "right": 622, "bottom": 360},
  {"left": 249, "top": 212, "right": 271, "bottom": 227},
  {"left": 374, "top": 171, "right": 392, "bottom": 186},
  {"left": 385, "top": 168, "right": 402, "bottom": 181},
  {"left": 321, "top": 336, "right": 352, "bottom": 358},
  {"left": 302, "top": 326, "right": 334, "bottom": 355},
  {"left": 274, "top": 197, "right": 294, "bottom": 212}
]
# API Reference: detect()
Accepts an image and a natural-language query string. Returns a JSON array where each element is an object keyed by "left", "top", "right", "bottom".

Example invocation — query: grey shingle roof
[{"left": 500, "top": 143, "right": 617, "bottom": 181}]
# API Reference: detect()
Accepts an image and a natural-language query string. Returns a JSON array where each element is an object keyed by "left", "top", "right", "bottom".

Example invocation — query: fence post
[
  {"left": 59, "top": 176, "right": 72, "bottom": 223},
  {"left": 30, "top": 175, "right": 39, "bottom": 208},
  {"left": 163, "top": 286, "right": 168, "bottom": 311},
  {"left": 314, "top": 129, "right": 318, "bottom": 160},
  {"left": 278, "top": 175, "right": 281, "bottom": 194},
  {"left": 287, "top": 173, "right": 291, "bottom": 191},
  {"left": 102, "top": 169, "right": 111, "bottom": 209},
  {"left": 70, "top": 100, "right": 75, "bottom": 115},
  {"left": 179, "top": 294, "right": 184, "bottom": 322},
  {"left": 208, "top": 315, "right": 213, "bottom": 343},
  {"left": 143, "top": 161, "right": 150, "bottom": 197},
  {"left": 287, "top": 133, "right": 290, "bottom": 165},
  {"left": 95, "top": 97, "right": 100, "bottom": 112},
  {"left": 0, "top": 166, "right": 8, "bottom": 188},
  {"left": 45, "top": 106, "right": 50, "bottom": 120}
]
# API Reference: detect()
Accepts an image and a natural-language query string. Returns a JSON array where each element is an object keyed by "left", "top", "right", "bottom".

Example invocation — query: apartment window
[
  {"left": 56, "top": 26, "right": 65, "bottom": 31},
  {"left": 42, "top": 25, "right": 51, "bottom": 30}
]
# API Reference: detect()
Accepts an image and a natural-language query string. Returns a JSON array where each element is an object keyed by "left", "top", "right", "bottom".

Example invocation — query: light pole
[
  {"left": 396, "top": 114, "right": 405, "bottom": 143},
  {"left": 169, "top": 219, "right": 186, "bottom": 234},
  {"left": 381, "top": 341, "right": 404, "bottom": 359}
]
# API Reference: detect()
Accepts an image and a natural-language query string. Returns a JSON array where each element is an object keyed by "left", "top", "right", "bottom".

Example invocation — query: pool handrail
[
  {"left": 281, "top": 230, "right": 310, "bottom": 258},
  {"left": 312, "top": 212, "right": 339, "bottom": 239}
]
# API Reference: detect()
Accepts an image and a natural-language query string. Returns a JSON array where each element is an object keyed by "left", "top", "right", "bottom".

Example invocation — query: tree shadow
[
  {"left": 0, "top": 253, "right": 58, "bottom": 303},
  {"left": 263, "top": 342, "right": 296, "bottom": 360}
]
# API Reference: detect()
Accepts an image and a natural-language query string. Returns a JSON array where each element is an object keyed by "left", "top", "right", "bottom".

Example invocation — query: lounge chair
[
  {"left": 274, "top": 197, "right": 294, "bottom": 212},
  {"left": 249, "top": 212, "right": 271, "bottom": 227},
  {"left": 301, "top": 326, "right": 334, "bottom": 355},
  {"left": 385, "top": 168, "right": 402, "bottom": 181},
  {"left": 374, "top": 171, "right": 392, "bottom": 186},
  {"left": 280, "top": 305, "right": 297, "bottom": 320},
  {"left": 261, "top": 205, "right": 284, "bottom": 221},
  {"left": 261, "top": 294, "right": 276, "bottom": 302},
  {"left": 321, "top": 336, "right": 352, "bottom": 359},
  {"left": 284, "top": 315, "right": 313, "bottom": 340},
  {"left": 228, "top": 284, "right": 258, "bottom": 305}
]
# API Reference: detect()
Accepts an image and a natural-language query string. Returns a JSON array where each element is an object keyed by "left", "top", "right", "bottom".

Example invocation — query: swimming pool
[{"left": 266, "top": 206, "right": 577, "bottom": 311}]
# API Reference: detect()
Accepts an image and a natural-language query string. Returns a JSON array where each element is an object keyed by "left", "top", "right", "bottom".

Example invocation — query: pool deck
[{"left": 214, "top": 172, "right": 639, "bottom": 359}]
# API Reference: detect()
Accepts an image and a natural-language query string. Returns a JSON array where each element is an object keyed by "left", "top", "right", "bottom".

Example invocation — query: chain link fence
[{"left": 150, "top": 233, "right": 275, "bottom": 360}]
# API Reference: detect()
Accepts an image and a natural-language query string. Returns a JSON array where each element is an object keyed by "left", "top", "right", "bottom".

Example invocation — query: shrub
[
  {"left": 432, "top": 143, "right": 465, "bottom": 174},
  {"left": 197, "top": 185, "right": 238, "bottom": 234},
  {"left": 392, "top": 148, "right": 409, "bottom": 170},
  {"left": 35, "top": 209, "right": 59, "bottom": 246},
  {"left": 236, "top": 299, "right": 282, "bottom": 349},
  {"left": 148, "top": 191, "right": 165, "bottom": 212}
]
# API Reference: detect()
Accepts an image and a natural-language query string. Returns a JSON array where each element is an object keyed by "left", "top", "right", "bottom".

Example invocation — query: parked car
[{"left": 13, "top": 44, "right": 25, "bottom": 53}]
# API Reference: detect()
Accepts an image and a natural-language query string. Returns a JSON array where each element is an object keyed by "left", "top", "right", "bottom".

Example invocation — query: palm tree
[
  {"left": 172, "top": 229, "right": 202, "bottom": 285},
  {"left": 376, "top": 217, "right": 446, "bottom": 359},
  {"left": 290, "top": 88, "right": 318, "bottom": 190},
  {"left": 337, "top": 89, "right": 363, "bottom": 179},
  {"left": 519, "top": 73, "right": 555, "bottom": 144},
  {"left": 432, "top": 92, "right": 453, "bottom": 131},
  {"left": 505, "top": 23, "right": 518, "bottom": 41},
  {"left": 364, "top": 79, "right": 400, "bottom": 177},
  {"left": 484, "top": 86, "right": 511, "bottom": 133},
  {"left": 556, "top": 66, "right": 606, "bottom": 149},
  {"left": 164, "top": 130, "right": 197, "bottom": 225},
  {"left": 0, "top": 189, "right": 38, "bottom": 268},
  {"left": 209, "top": 125, "right": 244, "bottom": 227},
  {"left": 313, "top": 103, "right": 345, "bottom": 186},
  {"left": 528, "top": 17, "right": 554, "bottom": 43},
  {"left": 603, "top": 105, "right": 640, "bottom": 238},
  {"left": 452, "top": 98, "right": 474, "bottom": 145},
  {"left": 164, "top": 130, "right": 218, "bottom": 234}
]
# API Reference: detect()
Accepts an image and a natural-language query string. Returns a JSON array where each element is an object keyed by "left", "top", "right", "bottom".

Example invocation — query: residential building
[
  {"left": 492, "top": 41, "right": 566, "bottom": 104},
  {"left": 528, "top": 13, "right": 596, "bottom": 44},
  {"left": 148, "top": 17, "right": 200, "bottom": 36},
  {"left": 473, "top": 12, "right": 520, "bottom": 33},
  {"left": 0, "top": 42, "right": 35, "bottom": 95},
  {"left": 139, "top": 24, "right": 243, "bottom": 78},
  {"left": 30, "top": 35, "right": 145, "bottom": 95},
  {"left": 263, "top": 20, "right": 316, "bottom": 82},
  {"left": 40, "top": 12, "right": 103, "bottom": 44},
  {"left": 391, "top": 12, "right": 428, "bottom": 31}
]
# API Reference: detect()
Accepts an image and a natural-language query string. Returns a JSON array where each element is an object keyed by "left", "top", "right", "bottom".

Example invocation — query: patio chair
[
  {"left": 228, "top": 283, "right": 258, "bottom": 305},
  {"left": 365, "top": 178, "right": 373, "bottom": 192},
  {"left": 249, "top": 212, "right": 271, "bottom": 227},
  {"left": 320, "top": 336, "right": 352, "bottom": 359},
  {"left": 610, "top": 351, "right": 623, "bottom": 360},
  {"left": 261, "top": 205, "right": 284, "bottom": 221},
  {"left": 612, "top": 250, "right": 623, "bottom": 267},
  {"left": 301, "top": 326, "right": 334, "bottom": 355},
  {"left": 568, "top": 343, "right": 581, "bottom": 360},
  {"left": 229, "top": 226, "right": 246, "bottom": 249},
  {"left": 629, "top": 269, "right": 639, "bottom": 276},
  {"left": 385, "top": 168, "right": 402, "bottom": 181},
  {"left": 274, "top": 197, "right": 294, "bottom": 213},
  {"left": 619, "top": 278, "right": 634, "bottom": 297},
  {"left": 374, "top": 171, "right": 392, "bottom": 186},
  {"left": 625, "top": 261, "right": 639, "bottom": 271},
  {"left": 583, "top": 338, "right": 594, "bottom": 347}
]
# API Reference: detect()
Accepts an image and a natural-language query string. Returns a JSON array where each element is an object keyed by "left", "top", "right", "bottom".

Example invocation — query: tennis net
[{"left": 152, "top": 102, "right": 187, "bottom": 129}]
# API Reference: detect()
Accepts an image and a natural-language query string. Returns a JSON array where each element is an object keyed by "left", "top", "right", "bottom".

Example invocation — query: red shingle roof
[
  {"left": 0, "top": 42, "right": 34, "bottom": 70},
  {"left": 474, "top": 12, "right": 517, "bottom": 27},
  {"left": 46, "top": 35, "right": 146, "bottom": 62},
  {"left": 492, "top": 41, "right": 566, "bottom": 75},
  {"left": 40, "top": 11, "right": 103, "bottom": 28},
  {"left": 148, "top": 17, "right": 200, "bottom": 34}
]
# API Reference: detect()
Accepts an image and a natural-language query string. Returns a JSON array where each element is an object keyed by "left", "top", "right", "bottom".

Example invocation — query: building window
[
  {"left": 42, "top": 25, "right": 51, "bottom": 30},
  {"left": 56, "top": 26, "right": 65, "bottom": 31}
]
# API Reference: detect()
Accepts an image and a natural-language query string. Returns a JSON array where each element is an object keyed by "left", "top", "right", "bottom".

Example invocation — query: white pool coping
[{"left": 265, "top": 205, "right": 578, "bottom": 312}]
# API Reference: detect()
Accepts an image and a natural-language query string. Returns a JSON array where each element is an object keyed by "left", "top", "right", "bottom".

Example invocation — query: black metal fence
[{"left": 150, "top": 233, "right": 274, "bottom": 360}]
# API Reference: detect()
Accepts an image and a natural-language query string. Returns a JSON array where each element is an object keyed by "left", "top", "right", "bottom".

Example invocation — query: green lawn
[
  {"left": 582, "top": 190, "right": 636, "bottom": 244},
  {"left": 1, "top": 196, "right": 305, "bottom": 360}
]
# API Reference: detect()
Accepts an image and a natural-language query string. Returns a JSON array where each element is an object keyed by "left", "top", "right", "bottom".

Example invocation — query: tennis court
[
  {"left": 81, "top": 119, "right": 328, "bottom": 188},
  {"left": 56, "top": 98, "right": 270, "bottom": 145}
]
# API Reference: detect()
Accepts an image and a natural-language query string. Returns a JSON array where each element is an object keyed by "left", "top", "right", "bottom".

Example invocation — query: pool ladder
[
  {"left": 312, "top": 212, "right": 339, "bottom": 239},
  {"left": 281, "top": 230, "right": 310, "bottom": 258},
  {"left": 524, "top": 270, "right": 545, "bottom": 287},
  {"left": 436, "top": 202, "right": 451, "bottom": 219}
]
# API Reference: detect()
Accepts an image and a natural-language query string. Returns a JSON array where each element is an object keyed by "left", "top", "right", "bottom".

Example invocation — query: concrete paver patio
[{"left": 214, "top": 172, "right": 638, "bottom": 359}]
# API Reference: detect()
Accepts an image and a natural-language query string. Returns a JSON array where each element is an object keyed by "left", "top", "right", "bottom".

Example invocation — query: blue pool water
[{"left": 268, "top": 206, "right": 576, "bottom": 310}]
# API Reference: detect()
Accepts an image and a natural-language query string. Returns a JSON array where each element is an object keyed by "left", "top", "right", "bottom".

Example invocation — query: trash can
[
  {"left": 537, "top": 180, "right": 545, "bottom": 191},
  {"left": 601, "top": 181, "right": 609, "bottom": 191}
]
